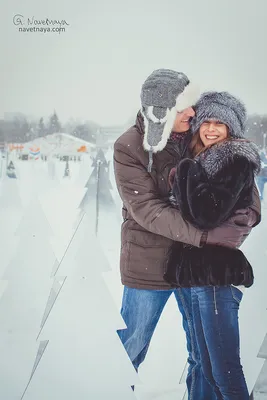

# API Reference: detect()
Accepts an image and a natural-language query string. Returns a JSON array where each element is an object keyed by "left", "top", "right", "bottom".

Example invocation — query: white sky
[{"left": 1, "top": 0, "right": 267, "bottom": 126}]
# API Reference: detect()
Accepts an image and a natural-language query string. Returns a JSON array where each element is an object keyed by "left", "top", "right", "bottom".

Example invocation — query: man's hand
[
  {"left": 202, "top": 207, "right": 257, "bottom": 248},
  {"left": 230, "top": 208, "right": 258, "bottom": 227},
  {"left": 205, "top": 221, "right": 252, "bottom": 248}
]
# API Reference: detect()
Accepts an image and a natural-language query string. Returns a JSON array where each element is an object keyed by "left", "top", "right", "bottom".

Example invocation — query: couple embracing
[{"left": 114, "top": 69, "right": 261, "bottom": 399}]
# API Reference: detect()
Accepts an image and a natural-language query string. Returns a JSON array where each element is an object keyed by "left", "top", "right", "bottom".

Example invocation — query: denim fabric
[
  {"left": 117, "top": 286, "right": 217, "bottom": 399},
  {"left": 191, "top": 285, "right": 249, "bottom": 400}
]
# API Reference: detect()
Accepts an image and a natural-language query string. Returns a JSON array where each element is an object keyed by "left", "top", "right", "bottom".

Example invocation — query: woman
[{"left": 164, "top": 91, "right": 261, "bottom": 399}]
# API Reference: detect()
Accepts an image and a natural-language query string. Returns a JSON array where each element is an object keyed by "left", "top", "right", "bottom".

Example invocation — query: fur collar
[{"left": 195, "top": 139, "right": 261, "bottom": 178}]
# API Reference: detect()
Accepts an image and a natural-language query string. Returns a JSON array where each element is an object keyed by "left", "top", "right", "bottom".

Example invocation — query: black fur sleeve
[{"left": 172, "top": 156, "right": 254, "bottom": 230}]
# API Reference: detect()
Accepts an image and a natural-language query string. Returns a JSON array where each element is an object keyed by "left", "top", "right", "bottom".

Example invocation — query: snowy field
[{"left": 0, "top": 151, "right": 266, "bottom": 400}]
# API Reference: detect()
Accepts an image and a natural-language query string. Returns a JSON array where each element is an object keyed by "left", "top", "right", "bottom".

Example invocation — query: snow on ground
[{"left": 0, "top": 154, "right": 267, "bottom": 399}]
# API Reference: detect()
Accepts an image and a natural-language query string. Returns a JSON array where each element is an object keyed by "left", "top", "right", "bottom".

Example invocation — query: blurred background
[{"left": 0, "top": 0, "right": 267, "bottom": 399}]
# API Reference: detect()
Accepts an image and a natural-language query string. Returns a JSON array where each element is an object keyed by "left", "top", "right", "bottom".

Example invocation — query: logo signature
[{"left": 13, "top": 14, "right": 70, "bottom": 33}]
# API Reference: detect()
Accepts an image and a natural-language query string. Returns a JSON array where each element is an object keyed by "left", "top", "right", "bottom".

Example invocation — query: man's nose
[{"left": 184, "top": 107, "right": 195, "bottom": 117}]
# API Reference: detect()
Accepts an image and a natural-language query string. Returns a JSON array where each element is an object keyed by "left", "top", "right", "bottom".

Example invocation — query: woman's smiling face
[{"left": 199, "top": 120, "right": 229, "bottom": 147}]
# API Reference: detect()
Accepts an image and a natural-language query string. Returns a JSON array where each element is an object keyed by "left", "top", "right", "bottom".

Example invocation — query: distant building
[
  {"left": 19, "top": 132, "right": 96, "bottom": 160},
  {"left": 97, "top": 126, "right": 124, "bottom": 147}
]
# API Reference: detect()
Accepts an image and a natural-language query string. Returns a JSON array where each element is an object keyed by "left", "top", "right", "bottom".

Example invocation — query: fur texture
[
  {"left": 175, "top": 81, "right": 200, "bottom": 112},
  {"left": 142, "top": 106, "right": 177, "bottom": 153},
  {"left": 140, "top": 68, "right": 200, "bottom": 154},
  {"left": 196, "top": 139, "right": 261, "bottom": 179},
  {"left": 174, "top": 157, "right": 254, "bottom": 230},
  {"left": 142, "top": 82, "right": 200, "bottom": 153},
  {"left": 164, "top": 242, "right": 254, "bottom": 288},
  {"left": 191, "top": 91, "right": 247, "bottom": 138},
  {"left": 164, "top": 139, "right": 260, "bottom": 288}
]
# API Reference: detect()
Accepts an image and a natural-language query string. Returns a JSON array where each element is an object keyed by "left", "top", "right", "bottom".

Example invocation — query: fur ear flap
[
  {"left": 142, "top": 106, "right": 177, "bottom": 153},
  {"left": 142, "top": 81, "right": 200, "bottom": 154},
  {"left": 175, "top": 82, "right": 200, "bottom": 112}
]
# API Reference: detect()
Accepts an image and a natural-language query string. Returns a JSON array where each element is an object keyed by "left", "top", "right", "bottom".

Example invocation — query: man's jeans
[
  {"left": 117, "top": 286, "right": 217, "bottom": 400},
  {"left": 191, "top": 286, "right": 249, "bottom": 400}
]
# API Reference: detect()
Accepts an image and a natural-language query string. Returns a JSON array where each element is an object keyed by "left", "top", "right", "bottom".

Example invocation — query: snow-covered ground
[{"left": 0, "top": 152, "right": 266, "bottom": 399}]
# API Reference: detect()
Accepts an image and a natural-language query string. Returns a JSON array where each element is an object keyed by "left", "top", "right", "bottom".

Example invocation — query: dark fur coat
[{"left": 163, "top": 139, "right": 261, "bottom": 288}]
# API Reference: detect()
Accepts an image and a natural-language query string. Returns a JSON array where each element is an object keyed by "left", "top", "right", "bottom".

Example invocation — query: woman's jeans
[
  {"left": 191, "top": 286, "right": 249, "bottom": 400},
  {"left": 117, "top": 286, "right": 217, "bottom": 400}
]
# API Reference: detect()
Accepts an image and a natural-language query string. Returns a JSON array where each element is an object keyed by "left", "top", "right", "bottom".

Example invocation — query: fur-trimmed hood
[{"left": 195, "top": 139, "right": 261, "bottom": 179}]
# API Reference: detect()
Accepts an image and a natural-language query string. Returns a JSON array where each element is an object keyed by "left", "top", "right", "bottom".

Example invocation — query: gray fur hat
[
  {"left": 191, "top": 91, "right": 247, "bottom": 138},
  {"left": 140, "top": 69, "right": 200, "bottom": 156}
]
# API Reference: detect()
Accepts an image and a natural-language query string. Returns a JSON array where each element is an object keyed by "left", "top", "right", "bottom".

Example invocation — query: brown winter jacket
[{"left": 113, "top": 112, "right": 261, "bottom": 290}]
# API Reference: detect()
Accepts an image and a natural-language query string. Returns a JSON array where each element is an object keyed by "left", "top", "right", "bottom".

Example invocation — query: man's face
[{"left": 172, "top": 107, "right": 195, "bottom": 133}]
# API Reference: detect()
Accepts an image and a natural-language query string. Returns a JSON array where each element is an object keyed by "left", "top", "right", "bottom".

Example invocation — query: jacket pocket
[{"left": 124, "top": 230, "right": 170, "bottom": 276}]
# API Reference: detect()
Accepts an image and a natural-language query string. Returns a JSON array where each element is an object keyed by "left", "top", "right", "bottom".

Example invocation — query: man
[{"left": 113, "top": 69, "right": 261, "bottom": 399}]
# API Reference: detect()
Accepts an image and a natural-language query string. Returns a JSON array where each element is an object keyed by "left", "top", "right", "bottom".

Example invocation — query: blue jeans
[
  {"left": 256, "top": 176, "right": 267, "bottom": 200},
  {"left": 117, "top": 286, "right": 217, "bottom": 400},
  {"left": 191, "top": 286, "right": 249, "bottom": 400}
]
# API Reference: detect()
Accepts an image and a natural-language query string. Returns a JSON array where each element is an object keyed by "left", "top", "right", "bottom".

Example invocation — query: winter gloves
[{"left": 205, "top": 220, "right": 252, "bottom": 248}]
